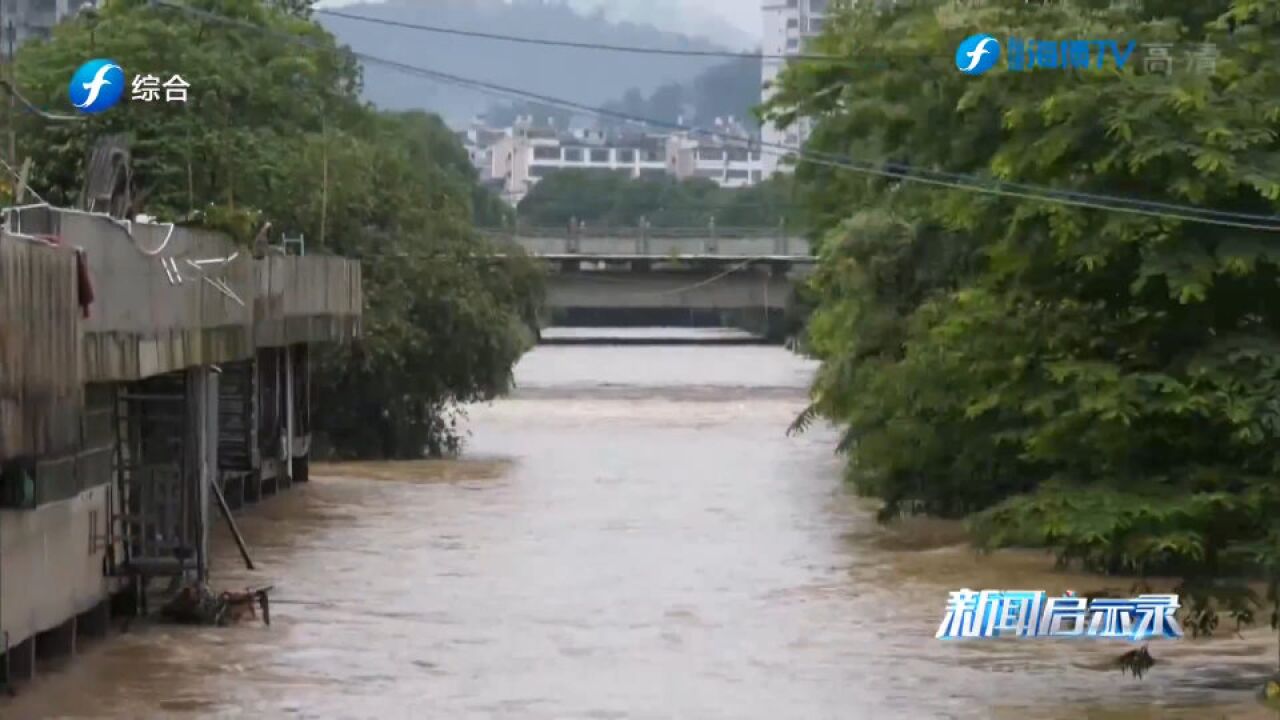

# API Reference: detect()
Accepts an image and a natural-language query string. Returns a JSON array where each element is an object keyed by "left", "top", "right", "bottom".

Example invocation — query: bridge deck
[
  {"left": 489, "top": 230, "right": 816, "bottom": 262},
  {"left": 494, "top": 253, "right": 814, "bottom": 263}
]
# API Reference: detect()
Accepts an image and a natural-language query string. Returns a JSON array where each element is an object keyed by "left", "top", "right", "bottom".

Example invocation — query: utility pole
[
  {"left": 5, "top": 13, "right": 15, "bottom": 171},
  {"left": 319, "top": 117, "right": 328, "bottom": 249}
]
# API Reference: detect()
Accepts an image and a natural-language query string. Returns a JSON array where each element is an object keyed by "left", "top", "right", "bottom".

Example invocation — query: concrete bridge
[{"left": 485, "top": 227, "right": 816, "bottom": 338}]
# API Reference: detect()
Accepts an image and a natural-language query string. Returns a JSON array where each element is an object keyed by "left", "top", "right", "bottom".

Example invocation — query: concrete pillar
[
  {"left": 5, "top": 637, "right": 35, "bottom": 683},
  {"left": 186, "top": 368, "right": 217, "bottom": 583},
  {"left": 76, "top": 601, "right": 110, "bottom": 639},
  {"left": 38, "top": 617, "right": 76, "bottom": 660},
  {"left": 284, "top": 346, "right": 294, "bottom": 484}
]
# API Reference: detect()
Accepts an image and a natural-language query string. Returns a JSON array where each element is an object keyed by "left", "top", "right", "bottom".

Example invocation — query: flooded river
[{"left": 6, "top": 333, "right": 1279, "bottom": 719}]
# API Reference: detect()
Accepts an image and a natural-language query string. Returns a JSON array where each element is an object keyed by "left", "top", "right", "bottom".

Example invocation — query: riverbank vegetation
[
  {"left": 10, "top": 0, "right": 543, "bottom": 458},
  {"left": 514, "top": 170, "right": 801, "bottom": 229},
  {"left": 768, "top": 0, "right": 1280, "bottom": 635}
]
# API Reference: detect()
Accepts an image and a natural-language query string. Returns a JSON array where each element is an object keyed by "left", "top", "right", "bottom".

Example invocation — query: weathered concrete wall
[
  {"left": 0, "top": 483, "right": 113, "bottom": 649},
  {"left": 254, "top": 255, "right": 362, "bottom": 348},
  {"left": 5, "top": 207, "right": 255, "bottom": 383},
  {"left": 546, "top": 269, "right": 793, "bottom": 310},
  {"left": 6, "top": 206, "right": 363, "bottom": 380},
  {"left": 63, "top": 213, "right": 256, "bottom": 382},
  {"left": 0, "top": 232, "right": 83, "bottom": 462},
  {"left": 0, "top": 204, "right": 364, "bottom": 669}
]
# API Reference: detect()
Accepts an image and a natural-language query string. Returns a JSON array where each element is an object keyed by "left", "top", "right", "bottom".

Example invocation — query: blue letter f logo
[{"left": 956, "top": 34, "right": 1001, "bottom": 75}]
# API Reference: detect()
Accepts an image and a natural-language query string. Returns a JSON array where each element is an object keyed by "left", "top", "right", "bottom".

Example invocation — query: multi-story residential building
[
  {"left": 760, "top": 0, "right": 828, "bottom": 177},
  {"left": 665, "top": 117, "right": 764, "bottom": 189},
  {"left": 475, "top": 114, "right": 768, "bottom": 206},
  {"left": 1, "top": 0, "right": 98, "bottom": 54},
  {"left": 489, "top": 121, "right": 670, "bottom": 206},
  {"left": 457, "top": 122, "right": 505, "bottom": 182}
]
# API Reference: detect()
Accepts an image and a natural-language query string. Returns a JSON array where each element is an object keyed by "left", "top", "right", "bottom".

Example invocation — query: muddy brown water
[{"left": 5, "top": 334, "right": 1278, "bottom": 719}]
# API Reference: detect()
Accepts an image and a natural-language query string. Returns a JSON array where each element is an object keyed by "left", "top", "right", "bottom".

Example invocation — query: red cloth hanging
[{"left": 34, "top": 234, "right": 95, "bottom": 318}]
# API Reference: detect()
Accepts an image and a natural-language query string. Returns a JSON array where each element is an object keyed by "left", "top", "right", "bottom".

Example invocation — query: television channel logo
[
  {"left": 69, "top": 59, "right": 125, "bottom": 114},
  {"left": 956, "top": 34, "right": 1001, "bottom": 76}
]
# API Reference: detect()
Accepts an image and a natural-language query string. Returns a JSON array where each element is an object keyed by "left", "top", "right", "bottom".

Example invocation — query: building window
[
  {"left": 787, "top": 38, "right": 799, "bottom": 50},
  {"left": 809, "top": 18, "right": 824, "bottom": 33},
  {"left": 809, "top": 0, "right": 827, "bottom": 12},
  {"left": 590, "top": 149, "right": 610, "bottom": 163},
  {"left": 727, "top": 169, "right": 750, "bottom": 180},
  {"left": 786, "top": 18, "right": 798, "bottom": 29},
  {"left": 617, "top": 149, "right": 636, "bottom": 163},
  {"left": 564, "top": 147, "right": 584, "bottom": 162},
  {"left": 533, "top": 146, "right": 559, "bottom": 160},
  {"left": 698, "top": 149, "right": 725, "bottom": 161},
  {"left": 727, "top": 148, "right": 748, "bottom": 162}
]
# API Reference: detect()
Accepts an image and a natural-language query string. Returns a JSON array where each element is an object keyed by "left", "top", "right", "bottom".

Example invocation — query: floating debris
[
  {"left": 160, "top": 583, "right": 272, "bottom": 626},
  {"left": 1117, "top": 645, "right": 1155, "bottom": 679}
]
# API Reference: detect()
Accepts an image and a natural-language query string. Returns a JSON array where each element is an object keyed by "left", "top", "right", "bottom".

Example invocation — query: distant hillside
[
  {"left": 485, "top": 55, "right": 762, "bottom": 134},
  {"left": 600, "top": 56, "right": 763, "bottom": 132},
  {"left": 318, "top": 0, "right": 731, "bottom": 125}
]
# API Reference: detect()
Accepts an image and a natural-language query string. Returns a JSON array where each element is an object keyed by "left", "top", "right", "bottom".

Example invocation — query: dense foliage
[
  {"left": 767, "top": 0, "right": 1280, "bottom": 622},
  {"left": 515, "top": 170, "right": 801, "bottom": 229},
  {"left": 485, "top": 56, "right": 763, "bottom": 134},
  {"left": 599, "top": 57, "right": 764, "bottom": 131},
  {"left": 11, "top": 0, "right": 542, "bottom": 458}
]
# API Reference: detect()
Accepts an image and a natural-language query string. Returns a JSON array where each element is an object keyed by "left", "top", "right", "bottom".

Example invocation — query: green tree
[
  {"left": 768, "top": 0, "right": 1280, "bottom": 629},
  {"left": 13, "top": 0, "right": 542, "bottom": 458},
  {"left": 516, "top": 170, "right": 799, "bottom": 228}
]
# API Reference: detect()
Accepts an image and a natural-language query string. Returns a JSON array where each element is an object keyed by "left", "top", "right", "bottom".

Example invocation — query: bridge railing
[
  {"left": 482, "top": 226, "right": 812, "bottom": 258},
  {"left": 504, "top": 225, "right": 790, "bottom": 240}
]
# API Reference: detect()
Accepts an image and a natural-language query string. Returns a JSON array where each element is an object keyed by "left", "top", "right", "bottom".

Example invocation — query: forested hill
[
  {"left": 318, "top": 0, "right": 731, "bottom": 124},
  {"left": 486, "top": 55, "right": 761, "bottom": 134}
]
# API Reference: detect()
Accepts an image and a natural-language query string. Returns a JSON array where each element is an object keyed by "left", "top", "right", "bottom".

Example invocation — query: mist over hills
[{"left": 317, "top": 0, "right": 746, "bottom": 126}]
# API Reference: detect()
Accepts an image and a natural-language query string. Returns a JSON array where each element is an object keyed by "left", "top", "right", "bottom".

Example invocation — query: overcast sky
[{"left": 319, "top": 0, "right": 762, "bottom": 47}]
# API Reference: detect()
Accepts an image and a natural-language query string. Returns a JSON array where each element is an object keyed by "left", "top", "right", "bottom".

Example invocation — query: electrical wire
[
  {"left": 0, "top": 156, "right": 47, "bottom": 206},
  {"left": 0, "top": 78, "right": 86, "bottom": 122},
  {"left": 312, "top": 10, "right": 1280, "bottom": 224},
  {"left": 513, "top": 254, "right": 782, "bottom": 297},
  {"left": 153, "top": 1, "right": 1280, "bottom": 232},
  {"left": 384, "top": 69, "right": 1280, "bottom": 230},
  {"left": 314, "top": 8, "right": 849, "bottom": 63}
]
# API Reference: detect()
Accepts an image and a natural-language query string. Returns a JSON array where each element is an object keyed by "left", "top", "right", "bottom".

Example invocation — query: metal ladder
[{"left": 109, "top": 373, "right": 196, "bottom": 612}]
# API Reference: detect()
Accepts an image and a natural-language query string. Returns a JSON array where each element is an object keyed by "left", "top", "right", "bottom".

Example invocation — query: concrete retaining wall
[
  {"left": 0, "top": 483, "right": 113, "bottom": 649},
  {"left": 254, "top": 255, "right": 362, "bottom": 348},
  {"left": 0, "top": 233, "right": 83, "bottom": 462}
]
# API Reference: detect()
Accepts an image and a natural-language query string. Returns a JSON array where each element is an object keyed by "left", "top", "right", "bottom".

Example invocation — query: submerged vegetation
[
  {"left": 767, "top": 0, "right": 1280, "bottom": 639},
  {"left": 11, "top": 0, "right": 543, "bottom": 457}
]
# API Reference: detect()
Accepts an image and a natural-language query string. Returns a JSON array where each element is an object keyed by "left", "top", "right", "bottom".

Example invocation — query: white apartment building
[
  {"left": 1, "top": 0, "right": 98, "bottom": 54},
  {"left": 665, "top": 118, "right": 765, "bottom": 189},
  {"left": 489, "top": 123, "right": 669, "bottom": 206},
  {"left": 478, "top": 114, "right": 768, "bottom": 206},
  {"left": 761, "top": 0, "right": 829, "bottom": 177},
  {"left": 457, "top": 124, "right": 505, "bottom": 182}
]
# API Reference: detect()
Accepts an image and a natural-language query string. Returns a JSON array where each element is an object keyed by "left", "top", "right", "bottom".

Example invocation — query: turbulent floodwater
[{"left": 6, "top": 331, "right": 1280, "bottom": 719}]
